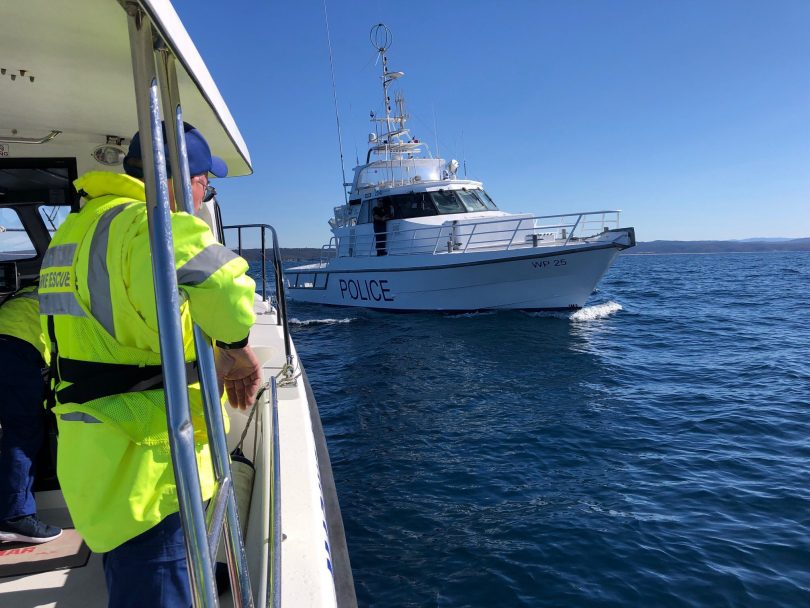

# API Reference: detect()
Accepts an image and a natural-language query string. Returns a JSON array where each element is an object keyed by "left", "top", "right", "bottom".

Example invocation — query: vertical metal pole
[
  {"left": 268, "top": 226, "right": 292, "bottom": 365},
  {"left": 125, "top": 5, "right": 216, "bottom": 606},
  {"left": 261, "top": 228, "right": 267, "bottom": 302},
  {"left": 156, "top": 46, "right": 254, "bottom": 608},
  {"left": 270, "top": 377, "right": 282, "bottom": 608}
]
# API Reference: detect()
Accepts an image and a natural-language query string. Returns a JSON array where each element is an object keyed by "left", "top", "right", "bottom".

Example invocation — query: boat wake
[
  {"left": 523, "top": 301, "right": 623, "bottom": 321},
  {"left": 289, "top": 317, "right": 356, "bottom": 327},
  {"left": 570, "top": 301, "right": 623, "bottom": 321},
  {"left": 446, "top": 311, "right": 498, "bottom": 319}
]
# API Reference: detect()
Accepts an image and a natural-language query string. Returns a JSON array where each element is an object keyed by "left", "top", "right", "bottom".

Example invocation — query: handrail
[
  {"left": 320, "top": 238, "right": 337, "bottom": 265},
  {"left": 270, "top": 377, "right": 282, "bottom": 608},
  {"left": 127, "top": 8, "right": 218, "bottom": 606},
  {"left": 157, "top": 45, "right": 253, "bottom": 606},
  {"left": 222, "top": 223, "right": 293, "bottom": 368},
  {"left": 334, "top": 210, "right": 622, "bottom": 259}
]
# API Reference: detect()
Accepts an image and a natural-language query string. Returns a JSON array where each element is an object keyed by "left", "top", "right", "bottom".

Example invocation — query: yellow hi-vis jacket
[
  {"left": 38, "top": 171, "right": 256, "bottom": 553},
  {"left": 0, "top": 285, "right": 49, "bottom": 364}
]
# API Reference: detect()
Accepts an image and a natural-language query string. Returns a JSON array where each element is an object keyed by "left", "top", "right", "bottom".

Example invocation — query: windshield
[
  {"left": 475, "top": 189, "right": 499, "bottom": 211},
  {"left": 429, "top": 189, "right": 499, "bottom": 214},
  {"left": 0, "top": 208, "right": 35, "bottom": 260},
  {"left": 39, "top": 205, "right": 71, "bottom": 233},
  {"left": 457, "top": 189, "right": 488, "bottom": 212},
  {"left": 430, "top": 191, "right": 467, "bottom": 214}
]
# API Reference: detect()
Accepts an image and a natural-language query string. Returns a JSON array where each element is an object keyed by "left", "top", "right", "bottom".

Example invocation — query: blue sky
[{"left": 176, "top": 1, "right": 810, "bottom": 247}]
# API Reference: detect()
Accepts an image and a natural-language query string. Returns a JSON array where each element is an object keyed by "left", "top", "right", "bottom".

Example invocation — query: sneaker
[{"left": 0, "top": 515, "right": 62, "bottom": 544}]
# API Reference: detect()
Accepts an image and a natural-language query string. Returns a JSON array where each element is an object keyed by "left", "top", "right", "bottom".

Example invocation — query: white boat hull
[{"left": 287, "top": 232, "right": 632, "bottom": 311}]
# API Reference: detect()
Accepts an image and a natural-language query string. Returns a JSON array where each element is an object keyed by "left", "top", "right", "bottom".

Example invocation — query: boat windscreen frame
[{"left": 0, "top": 157, "right": 79, "bottom": 277}]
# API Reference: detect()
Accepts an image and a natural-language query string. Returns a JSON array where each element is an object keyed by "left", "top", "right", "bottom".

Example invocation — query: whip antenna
[{"left": 323, "top": 0, "right": 348, "bottom": 203}]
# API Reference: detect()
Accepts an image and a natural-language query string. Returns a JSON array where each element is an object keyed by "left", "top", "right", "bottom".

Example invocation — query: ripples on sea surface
[{"left": 256, "top": 252, "right": 810, "bottom": 607}]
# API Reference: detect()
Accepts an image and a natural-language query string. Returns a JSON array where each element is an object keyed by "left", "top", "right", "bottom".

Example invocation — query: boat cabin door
[{"left": 348, "top": 226, "right": 356, "bottom": 257}]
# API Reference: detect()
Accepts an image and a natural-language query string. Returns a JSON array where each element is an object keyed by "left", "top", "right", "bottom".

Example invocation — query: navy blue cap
[{"left": 123, "top": 122, "right": 228, "bottom": 179}]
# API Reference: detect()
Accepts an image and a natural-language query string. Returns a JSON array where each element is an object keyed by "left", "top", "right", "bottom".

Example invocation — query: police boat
[
  {"left": 0, "top": 1, "right": 355, "bottom": 606},
  {"left": 287, "top": 24, "right": 635, "bottom": 312}
]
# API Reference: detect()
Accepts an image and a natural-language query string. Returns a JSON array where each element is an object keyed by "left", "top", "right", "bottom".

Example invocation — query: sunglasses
[{"left": 202, "top": 184, "right": 217, "bottom": 203}]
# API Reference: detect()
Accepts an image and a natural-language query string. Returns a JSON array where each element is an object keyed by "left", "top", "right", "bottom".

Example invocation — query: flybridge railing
[{"left": 326, "top": 210, "right": 622, "bottom": 259}]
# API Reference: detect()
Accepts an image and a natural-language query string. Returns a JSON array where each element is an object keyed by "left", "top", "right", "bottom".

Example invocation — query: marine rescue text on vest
[{"left": 41, "top": 270, "right": 72, "bottom": 288}]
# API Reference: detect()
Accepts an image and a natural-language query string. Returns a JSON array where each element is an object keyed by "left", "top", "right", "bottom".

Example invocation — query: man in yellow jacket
[
  {"left": 0, "top": 284, "right": 62, "bottom": 544},
  {"left": 38, "top": 123, "right": 261, "bottom": 606}
]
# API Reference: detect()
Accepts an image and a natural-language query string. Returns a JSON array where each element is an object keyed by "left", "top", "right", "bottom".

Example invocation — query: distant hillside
[
  {"left": 233, "top": 239, "right": 810, "bottom": 261},
  {"left": 238, "top": 247, "right": 322, "bottom": 262},
  {"left": 627, "top": 238, "right": 810, "bottom": 254}
]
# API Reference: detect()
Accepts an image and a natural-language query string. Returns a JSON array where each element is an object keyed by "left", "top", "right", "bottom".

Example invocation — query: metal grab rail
[
  {"left": 270, "top": 377, "right": 282, "bottom": 608},
  {"left": 222, "top": 224, "right": 293, "bottom": 368},
  {"left": 126, "top": 7, "right": 220, "bottom": 606},
  {"left": 332, "top": 210, "right": 622, "bottom": 258},
  {"left": 156, "top": 45, "right": 254, "bottom": 606}
]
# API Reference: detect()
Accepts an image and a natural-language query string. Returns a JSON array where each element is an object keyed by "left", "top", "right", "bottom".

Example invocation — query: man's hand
[{"left": 215, "top": 345, "right": 262, "bottom": 410}]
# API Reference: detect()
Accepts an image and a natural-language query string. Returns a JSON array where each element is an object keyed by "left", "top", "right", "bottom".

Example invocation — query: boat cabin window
[
  {"left": 457, "top": 189, "right": 488, "bottom": 212},
  {"left": 431, "top": 190, "right": 467, "bottom": 214},
  {"left": 39, "top": 205, "right": 71, "bottom": 235},
  {"left": 0, "top": 158, "right": 78, "bottom": 265},
  {"left": 0, "top": 209, "right": 35, "bottom": 260},
  {"left": 357, "top": 188, "right": 499, "bottom": 223},
  {"left": 383, "top": 193, "right": 435, "bottom": 219},
  {"left": 475, "top": 189, "right": 498, "bottom": 210}
]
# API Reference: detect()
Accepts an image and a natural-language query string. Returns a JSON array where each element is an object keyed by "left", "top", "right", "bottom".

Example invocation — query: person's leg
[
  {"left": 0, "top": 342, "right": 46, "bottom": 521},
  {"left": 103, "top": 512, "right": 191, "bottom": 608}
]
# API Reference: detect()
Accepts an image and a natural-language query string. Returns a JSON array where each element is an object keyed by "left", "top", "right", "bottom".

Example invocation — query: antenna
[
  {"left": 370, "top": 24, "right": 394, "bottom": 151},
  {"left": 433, "top": 104, "right": 439, "bottom": 159},
  {"left": 462, "top": 129, "right": 468, "bottom": 177},
  {"left": 323, "top": 0, "right": 348, "bottom": 203}
]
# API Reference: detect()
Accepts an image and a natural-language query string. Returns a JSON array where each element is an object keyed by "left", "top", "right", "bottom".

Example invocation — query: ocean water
[{"left": 261, "top": 252, "right": 810, "bottom": 607}]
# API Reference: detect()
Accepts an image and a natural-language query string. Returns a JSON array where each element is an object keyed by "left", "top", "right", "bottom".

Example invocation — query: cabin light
[
  {"left": 92, "top": 144, "right": 125, "bottom": 166},
  {"left": 369, "top": 132, "right": 377, "bottom": 143},
  {"left": 447, "top": 159, "right": 459, "bottom": 176}
]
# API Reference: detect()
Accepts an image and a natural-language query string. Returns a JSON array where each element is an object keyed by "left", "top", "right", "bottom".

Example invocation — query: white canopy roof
[{"left": 0, "top": 0, "right": 251, "bottom": 176}]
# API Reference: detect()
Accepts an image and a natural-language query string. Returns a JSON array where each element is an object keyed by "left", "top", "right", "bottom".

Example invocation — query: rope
[{"left": 234, "top": 381, "right": 267, "bottom": 454}]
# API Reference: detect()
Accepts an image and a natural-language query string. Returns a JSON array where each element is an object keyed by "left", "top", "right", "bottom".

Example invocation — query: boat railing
[
  {"left": 334, "top": 210, "right": 622, "bottom": 258},
  {"left": 269, "top": 377, "right": 282, "bottom": 608},
  {"left": 129, "top": 7, "right": 255, "bottom": 605},
  {"left": 320, "top": 237, "right": 338, "bottom": 265},
  {"left": 222, "top": 223, "right": 293, "bottom": 368}
]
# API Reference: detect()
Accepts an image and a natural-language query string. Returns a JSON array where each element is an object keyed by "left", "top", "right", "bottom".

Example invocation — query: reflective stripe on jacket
[
  {"left": 0, "top": 285, "right": 49, "bottom": 364},
  {"left": 39, "top": 171, "right": 256, "bottom": 552}
]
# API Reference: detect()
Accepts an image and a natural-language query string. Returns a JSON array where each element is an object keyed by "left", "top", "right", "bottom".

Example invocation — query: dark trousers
[
  {"left": 103, "top": 512, "right": 192, "bottom": 608},
  {"left": 0, "top": 337, "right": 45, "bottom": 521},
  {"left": 374, "top": 220, "right": 388, "bottom": 255}
]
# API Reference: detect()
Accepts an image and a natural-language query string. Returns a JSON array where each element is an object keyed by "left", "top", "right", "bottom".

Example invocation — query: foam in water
[
  {"left": 288, "top": 317, "right": 355, "bottom": 327},
  {"left": 446, "top": 311, "right": 498, "bottom": 319},
  {"left": 522, "top": 301, "right": 623, "bottom": 321},
  {"left": 570, "top": 301, "right": 623, "bottom": 321}
]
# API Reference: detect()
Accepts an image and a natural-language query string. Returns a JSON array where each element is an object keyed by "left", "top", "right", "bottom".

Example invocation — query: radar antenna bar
[{"left": 323, "top": 0, "right": 348, "bottom": 204}]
